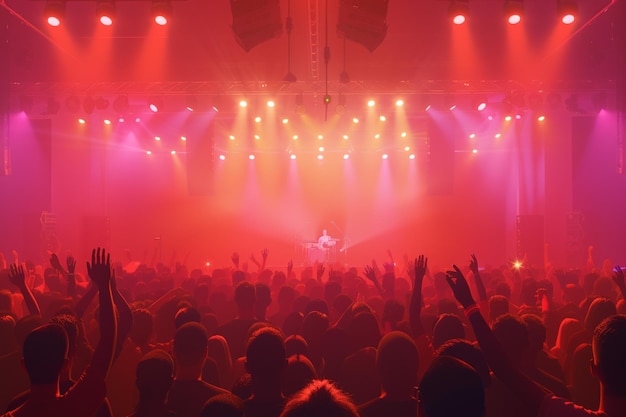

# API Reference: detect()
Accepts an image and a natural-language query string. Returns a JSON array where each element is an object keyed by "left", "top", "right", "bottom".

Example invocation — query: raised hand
[
  {"left": 261, "top": 248, "right": 269, "bottom": 260},
  {"left": 414, "top": 255, "right": 428, "bottom": 282},
  {"left": 8, "top": 264, "right": 27, "bottom": 288},
  {"left": 86, "top": 248, "right": 112, "bottom": 289},
  {"left": 231, "top": 252, "right": 240, "bottom": 268},
  {"left": 613, "top": 266, "right": 626, "bottom": 290},
  {"left": 50, "top": 253, "right": 64, "bottom": 272},
  {"left": 469, "top": 254, "right": 479, "bottom": 275},
  {"left": 287, "top": 259, "right": 293, "bottom": 277},
  {"left": 446, "top": 265, "right": 476, "bottom": 308},
  {"left": 363, "top": 265, "right": 378, "bottom": 283},
  {"left": 67, "top": 255, "right": 76, "bottom": 274}
]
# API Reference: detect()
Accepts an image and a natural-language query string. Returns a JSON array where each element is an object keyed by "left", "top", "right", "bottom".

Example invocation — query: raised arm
[
  {"left": 469, "top": 254, "right": 488, "bottom": 303},
  {"left": 111, "top": 270, "right": 132, "bottom": 363},
  {"left": 409, "top": 255, "right": 427, "bottom": 337},
  {"left": 363, "top": 265, "right": 385, "bottom": 297},
  {"left": 9, "top": 264, "right": 41, "bottom": 316},
  {"left": 86, "top": 248, "right": 117, "bottom": 378},
  {"left": 613, "top": 266, "right": 626, "bottom": 300},
  {"left": 446, "top": 264, "right": 547, "bottom": 415},
  {"left": 66, "top": 255, "right": 77, "bottom": 299}
]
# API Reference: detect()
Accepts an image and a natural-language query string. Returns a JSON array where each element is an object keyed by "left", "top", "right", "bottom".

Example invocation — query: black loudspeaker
[
  {"left": 231, "top": 0, "right": 282, "bottom": 52},
  {"left": 337, "top": 0, "right": 389, "bottom": 52},
  {"left": 186, "top": 127, "right": 214, "bottom": 197},
  {"left": 516, "top": 215, "right": 544, "bottom": 267}
]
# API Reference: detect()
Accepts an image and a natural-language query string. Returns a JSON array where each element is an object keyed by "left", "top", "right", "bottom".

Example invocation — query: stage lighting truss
[
  {"left": 449, "top": 0, "right": 469, "bottom": 25},
  {"left": 557, "top": 0, "right": 577, "bottom": 24},
  {"left": 44, "top": 1, "right": 66, "bottom": 27},
  {"left": 504, "top": 0, "right": 524, "bottom": 25}
]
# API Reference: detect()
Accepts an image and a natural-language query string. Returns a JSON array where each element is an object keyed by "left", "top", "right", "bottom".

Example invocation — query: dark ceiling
[{"left": 0, "top": 0, "right": 621, "bottom": 98}]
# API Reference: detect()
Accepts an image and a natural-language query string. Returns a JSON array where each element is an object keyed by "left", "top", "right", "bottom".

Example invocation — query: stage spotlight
[
  {"left": 557, "top": 0, "right": 577, "bottom": 24},
  {"left": 148, "top": 97, "right": 163, "bottom": 112},
  {"left": 44, "top": 1, "right": 65, "bottom": 27},
  {"left": 504, "top": 0, "right": 523, "bottom": 24},
  {"left": 113, "top": 95, "right": 129, "bottom": 113},
  {"left": 152, "top": 0, "right": 172, "bottom": 25},
  {"left": 474, "top": 96, "right": 488, "bottom": 111},
  {"left": 97, "top": 0, "right": 116, "bottom": 26},
  {"left": 449, "top": 0, "right": 469, "bottom": 25},
  {"left": 186, "top": 96, "right": 198, "bottom": 112}
]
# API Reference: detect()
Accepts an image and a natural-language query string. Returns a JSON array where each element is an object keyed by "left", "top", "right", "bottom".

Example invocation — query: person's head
[
  {"left": 22, "top": 323, "right": 68, "bottom": 385},
  {"left": 377, "top": 331, "right": 418, "bottom": 397},
  {"left": 278, "top": 286, "right": 297, "bottom": 312},
  {"left": 521, "top": 314, "right": 547, "bottom": 354},
  {"left": 135, "top": 349, "right": 174, "bottom": 402},
  {"left": 436, "top": 339, "right": 491, "bottom": 388},
  {"left": 245, "top": 326, "right": 286, "bottom": 385},
  {"left": 49, "top": 314, "right": 79, "bottom": 359},
  {"left": 322, "top": 229, "right": 328, "bottom": 236},
  {"left": 235, "top": 281, "right": 256, "bottom": 313},
  {"left": 585, "top": 298, "right": 617, "bottom": 333},
  {"left": 200, "top": 393, "right": 244, "bottom": 417},
  {"left": 591, "top": 314, "right": 626, "bottom": 398},
  {"left": 488, "top": 295, "right": 509, "bottom": 323},
  {"left": 285, "top": 334, "right": 309, "bottom": 358},
  {"left": 419, "top": 356, "right": 485, "bottom": 417},
  {"left": 279, "top": 379, "right": 358, "bottom": 417},
  {"left": 173, "top": 322, "right": 207, "bottom": 368},
  {"left": 130, "top": 308, "right": 154, "bottom": 347},
  {"left": 348, "top": 311, "right": 381, "bottom": 352},
  {"left": 282, "top": 354, "right": 318, "bottom": 397},
  {"left": 174, "top": 306, "right": 202, "bottom": 329},
  {"left": 491, "top": 314, "right": 529, "bottom": 363},
  {"left": 0, "top": 314, "right": 17, "bottom": 355},
  {"left": 432, "top": 314, "right": 465, "bottom": 350}
]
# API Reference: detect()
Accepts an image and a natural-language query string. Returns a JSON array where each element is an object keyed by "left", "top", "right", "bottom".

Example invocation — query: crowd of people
[{"left": 0, "top": 244, "right": 625, "bottom": 417}]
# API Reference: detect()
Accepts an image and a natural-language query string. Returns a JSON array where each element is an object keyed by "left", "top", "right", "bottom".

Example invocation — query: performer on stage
[{"left": 317, "top": 229, "right": 337, "bottom": 250}]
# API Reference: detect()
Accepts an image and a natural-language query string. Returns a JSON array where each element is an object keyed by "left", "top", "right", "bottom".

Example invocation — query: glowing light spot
[
  {"left": 515, "top": 114, "right": 522, "bottom": 120},
  {"left": 367, "top": 100, "right": 375, "bottom": 107},
  {"left": 562, "top": 14, "right": 575, "bottom": 24},
  {"left": 505, "top": 115, "right": 513, "bottom": 122},
  {"left": 219, "top": 154, "right": 226, "bottom": 160},
  {"left": 290, "top": 154, "right": 296, "bottom": 160},
  {"left": 395, "top": 99, "right": 404, "bottom": 107},
  {"left": 78, "top": 118, "right": 86, "bottom": 124},
  {"left": 343, "top": 154, "right": 350, "bottom": 160},
  {"left": 449, "top": 105, "right": 457, "bottom": 111},
  {"left": 382, "top": 154, "right": 389, "bottom": 160},
  {"left": 374, "top": 134, "right": 381, "bottom": 139},
  {"left": 170, "top": 150, "right": 176, "bottom": 155},
  {"left": 249, "top": 154, "right": 255, "bottom": 160},
  {"left": 409, "top": 154, "right": 416, "bottom": 160},
  {"left": 513, "top": 260, "right": 523, "bottom": 269},
  {"left": 319, "top": 146, "right": 325, "bottom": 152},
  {"left": 404, "top": 146, "right": 410, "bottom": 151},
  {"left": 401, "top": 132, "right": 407, "bottom": 138},
  {"left": 317, "top": 154, "right": 324, "bottom": 160},
  {"left": 100, "top": 16, "right": 113, "bottom": 26},
  {"left": 477, "top": 102, "right": 487, "bottom": 111},
  {"left": 379, "top": 115, "right": 386, "bottom": 122},
  {"left": 267, "top": 100, "right": 275, "bottom": 108},
  {"left": 155, "top": 15, "right": 168, "bottom": 25},
  {"left": 149, "top": 103, "right": 159, "bottom": 112},
  {"left": 425, "top": 105, "right": 431, "bottom": 111},
  {"left": 239, "top": 100, "right": 248, "bottom": 108},
  {"left": 352, "top": 118, "right": 359, "bottom": 124},
  {"left": 508, "top": 14, "right": 521, "bottom": 25},
  {"left": 472, "top": 149, "right": 478, "bottom": 154},
  {"left": 487, "top": 115, "right": 494, "bottom": 121},
  {"left": 537, "top": 115, "right": 546, "bottom": 122},
  {"left": 48, "top": 17, "right": 61, "bottom": 27},
  {"left": 254, "top": 134, "right": 260, "bottom": 140},
  {"left": 135, "top": 117, "right": 141, "bottom": 123},
  {"left": 469, "top": 133, "right": 476, "bottom": 139},
  {"left": 453, "top": 14, "right": 466, "bottom": 25},
  {"left": 343, "top": 134, "right": 349, "bottom": 140},
  {"left": 282, "top": 118, "right": 289, "bottom": 124},
  {"left": 118, "top": 117, "right": 125, "bottom": 123},
  {"left": 292, "top": 135, "right": 298, "bottom": 140},
  {"left": 229, "top": 135, "right": 235, "bottom": 141},
  {"left": 103, "top": 119, "right": 111, "bottom": 125},
  {"left": 317, "top": 134, "right": 323, "bottom": 140},
  {"left": 180, "top": 136, "right": 187, "bottom": 141},
  {"left": 254, "top": 116, "right": 261, "bottom": 123},
  {"left": 155, "top": 136, "right": 161, "bottom": 141},
  {"left": 495, "top": 133, "right": 502, "bottom": 139},
  {"left": 146, "top": 150, "right": 152, "bottom": 155}
]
